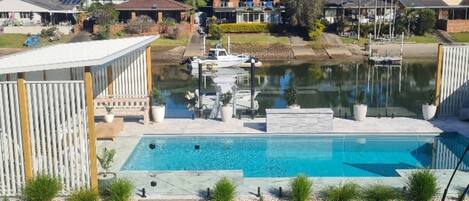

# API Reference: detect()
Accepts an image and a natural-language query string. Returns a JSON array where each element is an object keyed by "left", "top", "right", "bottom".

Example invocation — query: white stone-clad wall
[{"left": 266, "top": 108, "right": 334, "bottom": 133}]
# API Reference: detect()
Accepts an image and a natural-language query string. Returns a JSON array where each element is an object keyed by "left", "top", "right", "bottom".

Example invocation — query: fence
[
  {"left": 438, "top": 45, "right": 469, "bottom": 116},
  {"left": 0, "top": 81, "right": 90, "bottom": 196}
]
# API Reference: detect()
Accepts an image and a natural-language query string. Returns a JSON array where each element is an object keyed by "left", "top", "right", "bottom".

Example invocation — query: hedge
[{"left": 219, "top": 23, "right": 269, "bottom": 33}]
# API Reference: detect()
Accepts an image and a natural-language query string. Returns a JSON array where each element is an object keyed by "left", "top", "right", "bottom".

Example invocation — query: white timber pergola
[{"left": 0, "top": 35, "right": 158, "bottom": 196}]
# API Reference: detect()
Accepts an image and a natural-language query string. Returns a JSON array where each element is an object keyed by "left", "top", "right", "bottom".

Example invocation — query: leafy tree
[
  {"left": 415, "top": 9, "right": 436, "bottom": 35},
  {"left": 88, "top": 3, "right": 119, "bottom": 39},
  {"left": 184, "top": 0, "right": 207, "bottom": 9},
  {"left": 282, "top": 0, "right": 324, "bottom": 30}
]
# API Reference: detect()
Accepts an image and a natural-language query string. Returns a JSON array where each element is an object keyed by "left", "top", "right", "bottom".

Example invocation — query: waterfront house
[
  {"left": 212, "top": 0, "right": 283, "bottom": 24},
  {"left": 399, "top": 0, "right": 469, "bottom": 32},
  {"left": 324, "top": 0, "right": 396, "bottom": 24},
  {"left": 0, "top": 0, "right": 81, "bottom": 26},
  {"left": 113, "top": 0, "right": 192, "bottom": 23}
]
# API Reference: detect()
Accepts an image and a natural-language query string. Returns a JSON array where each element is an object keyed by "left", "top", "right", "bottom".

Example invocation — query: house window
[
  {"left": 20, "top": 12, "right": 31, "bottom": 19},
  {"left": 0, "top": 12, "right": 8, "bottom": 19}
]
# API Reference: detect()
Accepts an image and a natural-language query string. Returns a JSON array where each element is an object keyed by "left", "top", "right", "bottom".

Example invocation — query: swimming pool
[{"left": 121, "top": 133, "right": 469, "bottom": 177}]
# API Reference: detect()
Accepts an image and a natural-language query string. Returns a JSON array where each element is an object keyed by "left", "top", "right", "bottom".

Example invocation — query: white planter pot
[
  {"left": 353, "top": 104, "right": 367, "bottom": 121},
  {"left": 221, "top": 105, "right": 233, "bottom": 122},
  {"left": 422, "top": 104, "right": 437, "bottom": 120},
  {"left": 152, "top": 106, "right": 165, "bottom": 123},
  {"left": 288, "top": 104, "right": 301, "bottom": 109},
  {"left": 104, "top": 114, "right": 114, "bottom": 123}
]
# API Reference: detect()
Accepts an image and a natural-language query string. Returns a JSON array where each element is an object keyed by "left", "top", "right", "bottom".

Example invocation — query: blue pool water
[{"left": 121, "top": 134, "right": 469, "bottom": 177}]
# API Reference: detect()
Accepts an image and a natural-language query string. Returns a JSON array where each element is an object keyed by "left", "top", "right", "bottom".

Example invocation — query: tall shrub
[
  {"left": 212, "top": 177, "right": 236, "bottom": 201},
  {"left": 363, "top": 185, "right": 400, "bottom": 201},
  {"left": 106, "top": 178, "right": 133, "bottom": 201},
  {"left": 415, "top": 9, "right": 436, "bottom": 35},
  {"left": 125, "top": 15, "right": 155, "bottom": 34},
  {"left": 208, "top": 24, "right": 223, "bottom": 40},
  {"left": 323, "top": 183, "right": 361, "bottom": 201},
  {"left": 308, "top": 19, "right": 325, "bottom": 41},
  {"left": 22, "top": 174, "right": 62, "bottom": 201},
  {"left": 405, "top": 169, "right": 437, "bottom": 201},
  {"left": 290, "top": 174, "right": 313, "bottom": 201}
]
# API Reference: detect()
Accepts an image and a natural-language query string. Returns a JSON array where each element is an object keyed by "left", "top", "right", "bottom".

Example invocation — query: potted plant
[
  {"left": 286, "top": 86, "right": 300, "bottom": 109},
  {"left": 104, "top": 105, "right": 114, "bottom": 123},
  {"left": 220, "top": 92, "right": 233, "bottom": 122},
  {"left": 97, "top": 148, "right": 116, "bottom": 189},
  {"left": 185, "top": 90, "right": 198, "bottom": 111},
  {"left": 353, "top": 91, "right": 367, "bottom": 121},
  {"left": 151, "top": 88, "right": 166, "bottom": 123},
  {"left": 422, "top": 90, "right": 437, "bottom": 120}
]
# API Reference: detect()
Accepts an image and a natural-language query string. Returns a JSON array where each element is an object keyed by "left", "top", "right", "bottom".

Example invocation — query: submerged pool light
[
  {"left": 149, "top": 143, "right": 156, "bottom": 149},
  {"left": 195, "top": 144, "right": 200, "bottom": 150}
]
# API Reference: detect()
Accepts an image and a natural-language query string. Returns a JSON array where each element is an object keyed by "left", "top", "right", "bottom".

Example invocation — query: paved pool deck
[
  {"left": 118, "top": 117, "right": 452, "bottom": 136},
  {"left": 96, "top": 117, "right": 469, "bottom": 200}
]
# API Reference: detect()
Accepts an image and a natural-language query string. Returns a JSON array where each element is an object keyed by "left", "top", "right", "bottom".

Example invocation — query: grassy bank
[
  {"left": 209, "top": 33, "right": 290, "bottom": 46},
  {"left": 340, "top": 33, "right": 437, "bottom": 45},
  {"left": 151, "top": 36, "right": 189, "bottom": 47},
  {"left": 0, "top": 33, "right": 71, "bottom": 48},
  {"left": 450, "top": 32, "right": 469, "bottom": 42}
]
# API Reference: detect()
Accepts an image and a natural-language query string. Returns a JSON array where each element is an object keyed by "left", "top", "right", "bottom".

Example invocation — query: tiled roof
[
  {"left": 325, "top": 0, "right": 389, "bottom": 8},
  {"left": 114, "top": 0, "right": 192, "bottom": 11},
  {"left": 399, "top": 0, "right": 469, "bottom": 7},
  {"left": 22, "top": 0, "right": 82, "bottom": 10}
]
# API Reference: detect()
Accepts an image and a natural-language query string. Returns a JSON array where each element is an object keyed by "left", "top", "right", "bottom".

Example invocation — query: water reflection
[{"left": 154, "top": 61, "right": 436, "bottom": 118}]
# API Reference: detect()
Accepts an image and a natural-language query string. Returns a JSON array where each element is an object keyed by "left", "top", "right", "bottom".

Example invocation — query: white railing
[
  {"left": 0, "top": 82, "right": 25, "bottom": 196},
  {"left": 439, "top": 45, "right": 469, "bottom": 116}
]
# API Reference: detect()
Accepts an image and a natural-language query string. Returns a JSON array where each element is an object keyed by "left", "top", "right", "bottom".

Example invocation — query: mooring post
[{"left": 250, "top": 58, "right": 256, "bottom": 119}]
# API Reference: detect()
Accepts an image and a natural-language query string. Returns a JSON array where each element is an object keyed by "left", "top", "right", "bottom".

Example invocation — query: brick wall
[{"left": 440, "top": 19, "right": 469, "bottom": 33}]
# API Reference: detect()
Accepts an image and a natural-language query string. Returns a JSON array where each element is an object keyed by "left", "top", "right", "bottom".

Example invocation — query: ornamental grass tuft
[
  {"left": 405, "top": 169, "right": 437, "bottom": 201},
  {"left": 290, "top": 174, "right": 313, "bottom": 201},
  {"left": 363, "top": 184, "right": 400, "bottom": 201},
  {"left": 106, "top": 178, "right": 134, "bottom": 201},
  {"left": 323, "top": 182, "right": 361, "bottom": 201},
  {"left": 212, "top": 177, "right": 236, "bottom": 201},
  {"left": 22, "top": 174, "right": 62, "bottom": 201},
  {"left": 68, "top": 188, "right": 99, "bottom": 201}
]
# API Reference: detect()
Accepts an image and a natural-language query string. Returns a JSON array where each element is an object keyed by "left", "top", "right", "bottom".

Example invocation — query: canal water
[{"left": 154, "top": 60, "right": 436, "bottom": 118}]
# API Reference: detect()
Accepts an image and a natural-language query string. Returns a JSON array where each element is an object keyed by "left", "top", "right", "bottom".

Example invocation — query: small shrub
[
  {"left": 220, "top": 92, "right": 233, "bottom": 106},
  {"left": 219, "top": 23, "right": 269, "bottom": 33},
  {"left": 161, "top": 17, "right": 176, "bottom": 27},
  {"left": 2, "top": 196, "right": 9, "bottom": 201},
  {"left": 363, "top": 185, "right": 399, "bottom": 201},
  {"left": 285, "top": 86, "right": 298, "bottom": 106},
  {"left": 323, "top": 182, "right": 361, "bottom": 201},
  {"left": 405, "top": 169, "right": 437, "bottom": 201},
  {"left": 209, "top": 24, "right": 223, "bottom": 40},
  {"left": 167, "top": 26, "right": 183, "bottom": 39},
  {"left": 355, "top": 91, "right": 365, "bottom": 105},
  {"left": 308, "top": 20, "right": 325, "bottom": 41},
  {"left": 290, "top": 174, "right": 313, "bottom": 201},
  {"left": 22, "top": 174, "right": 62, "bottom": 201},
  {"left": 40, "top": 27, "right": 58, "bottom": 38},
  {"left": 106, "top": 178, "right": 134, "bottom": 201},
  {"left": 152, "top": 88, "right": 166, "bottom": 106},
  {"left": 213, "top": 177, "right": 236, "bottom": 201},
  {"left": 97, "top": 148, "right": 116, "bottom": 177},
  {"left": 125, "top": 15, "right": 155, "bottom": 34},
  {"left": 68, "top": 188, "right": 99, "bottom": 201},
  {"left": 425, "top": 90, "right": 436, "bottom": 105}
]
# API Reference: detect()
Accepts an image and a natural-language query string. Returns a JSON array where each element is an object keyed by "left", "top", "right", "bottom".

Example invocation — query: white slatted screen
[
  {"left": 0, "top": 82, "right": 25, "bottom": 196},
  {"left": 26, "top": 81, "right": 90, "bottom": 194},
  {"left": 111, "top": 48, "right": 148, "bottom": 97},
  {"left": 439, "top": 45, "right": 469, "bottom": 116}
]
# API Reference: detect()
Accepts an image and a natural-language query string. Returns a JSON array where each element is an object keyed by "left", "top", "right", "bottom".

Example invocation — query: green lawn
[
  {"left": 209, "top": 33, "right": 290, "bottom": 46},
  {"left": 0, "top": 33, "right": 71, "bottom": 48},
  {"left": 450, "top": 32, "right": 469, "bottom": 43},
  {"left": 151, "top": 36, "right": 189, "bottom": 46},
  {"left": 406, "top": 34, "right": 438, "bottom": 43}
]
